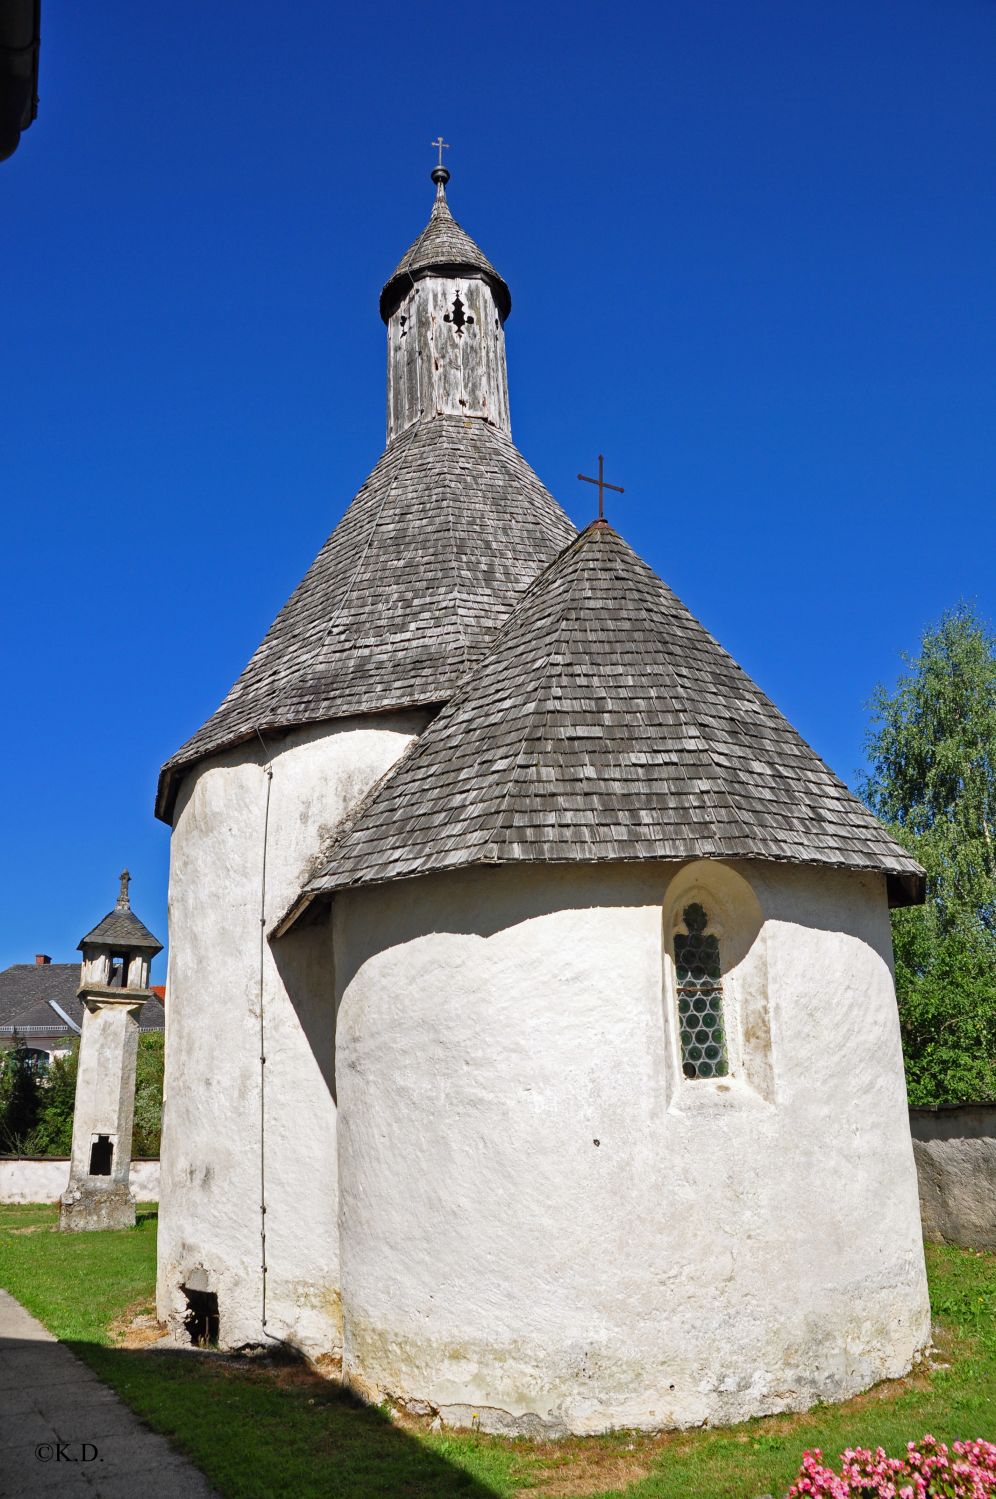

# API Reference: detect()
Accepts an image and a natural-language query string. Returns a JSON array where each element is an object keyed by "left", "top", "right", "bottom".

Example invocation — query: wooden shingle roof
[
  {"left": 288, "top": 521, "right": 924, "bottom": 917},
  {"left": 78, "top": 907, "right": 162, "bottom": 954},
  {"left": 380, "top": 174, "right": 511, "bottom": 322},
  {"left": 156, "top": 417, "right": 575, "bottom": 821},
  {"left": 79, "top": 872, "right": 163, "bottom": 953}
]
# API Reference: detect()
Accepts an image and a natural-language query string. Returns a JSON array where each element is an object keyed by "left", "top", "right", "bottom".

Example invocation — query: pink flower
[{"left": 785, "top": 1437, "right": 996, "bottom": 1499}]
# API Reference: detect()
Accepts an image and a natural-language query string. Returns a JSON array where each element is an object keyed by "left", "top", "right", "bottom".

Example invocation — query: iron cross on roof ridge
[
  {"left": 577, "top": 454, "right": 624, "bottom": 522},
  {"left": 431, "top": 136, "right": 450, "bottom": 168}
]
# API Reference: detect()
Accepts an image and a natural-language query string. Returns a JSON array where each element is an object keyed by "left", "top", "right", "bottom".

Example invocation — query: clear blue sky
[{"left": 3, "top": 0, "right": 994, "bottom": 972}]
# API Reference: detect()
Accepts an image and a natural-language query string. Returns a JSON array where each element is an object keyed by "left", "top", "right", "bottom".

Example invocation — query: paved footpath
[{"left": 0, "top": 1289, "right": 217, "bottom": 1498}]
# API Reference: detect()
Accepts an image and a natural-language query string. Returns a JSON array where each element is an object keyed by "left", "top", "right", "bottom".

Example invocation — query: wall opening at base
[
  {"left": 88, "top": 1135, "right": 113, "bottom": 1176},
  {"left": 181, "top": 1287, "right": 220, "bottom": 1347}
]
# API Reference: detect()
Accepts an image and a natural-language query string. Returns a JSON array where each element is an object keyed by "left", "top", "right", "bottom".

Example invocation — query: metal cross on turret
[
  {"left": 431, "top": 136, "right": 450, "bottom": 168},
  {"left": 578, "top": 455, "right": 625, "bottom": 522}
]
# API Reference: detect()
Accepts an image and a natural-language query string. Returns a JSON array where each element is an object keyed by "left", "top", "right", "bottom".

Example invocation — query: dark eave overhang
[
  {"left": 380, "top": 261, "right": 512, "bottom": 324},
  {"left": 0, "top": 0, "right": 39, "bottom": 162}
]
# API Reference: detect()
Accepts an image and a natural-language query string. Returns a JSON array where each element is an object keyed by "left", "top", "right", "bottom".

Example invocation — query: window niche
[
  {"left": 663, "top": 863, "right": 773, "bottom": 1106},
  {"left": 674, "top": 903, "right": 728, "bottom": 1080}
]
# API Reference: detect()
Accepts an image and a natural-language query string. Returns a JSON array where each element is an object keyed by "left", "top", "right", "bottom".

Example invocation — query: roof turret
[
  {"left": 156, "top": 166, "right": 574, "bottom": 823},
  {"left": 284, "top": 522, "right": 924, "bottom": 921},
  {"left": 380, "top": 166, "right": 512, "bottom": 323}
]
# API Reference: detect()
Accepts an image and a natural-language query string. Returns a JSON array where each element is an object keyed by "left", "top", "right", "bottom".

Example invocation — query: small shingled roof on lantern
[
  {"left": 78, "top": 871, "right": 163, "bottom": 955},
  {"left": 379, "top": 151, "right": 511, "bottom": 323}
]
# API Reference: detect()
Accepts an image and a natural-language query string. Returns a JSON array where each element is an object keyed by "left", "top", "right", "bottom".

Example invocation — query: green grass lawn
[{"left": 0, "top": 1203, "right": 994, "bottom": 1498}]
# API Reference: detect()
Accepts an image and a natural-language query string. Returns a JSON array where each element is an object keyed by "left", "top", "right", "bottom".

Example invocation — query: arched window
[{"left": 674, "top": 903, "right": 728, "bottom": 1080}]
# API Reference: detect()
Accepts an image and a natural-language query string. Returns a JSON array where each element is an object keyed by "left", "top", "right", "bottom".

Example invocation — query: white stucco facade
[
  {"left": 332, "top": 859, "right": 929, "bottom": 1435},
  {"left": 156, "top": 712, "right": 429, "bottom": 1356}
]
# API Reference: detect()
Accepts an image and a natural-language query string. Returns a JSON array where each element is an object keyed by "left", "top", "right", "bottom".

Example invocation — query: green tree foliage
[
  {"left": 0, "top": 1037, "right": 42, "bottom": 1151},
  {"left": 132, "top": 1032, "right": 164, "bottom": 1157},
  {"left": 0, "top": 1031, "right": 164, "bottom": 1158},
  {"left": 862, "top": 604, "right": 996, "bottom": 1104},
  {"left": 29, "top": 1043, "right": 79, "bottom": 1156}
]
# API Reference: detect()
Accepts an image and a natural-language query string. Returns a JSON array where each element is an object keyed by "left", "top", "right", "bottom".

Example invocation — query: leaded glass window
[{"left": 674, "top": 903, "right": 729, "bottom": 1080}]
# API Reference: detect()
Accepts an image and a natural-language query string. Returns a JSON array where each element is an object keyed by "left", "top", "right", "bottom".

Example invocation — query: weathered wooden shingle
[
  {"left": 156, "top": 417, "right": 575, "bottom": 820},
  {"left": 297, "top": 522, "right": 924, "bottom": 910}
]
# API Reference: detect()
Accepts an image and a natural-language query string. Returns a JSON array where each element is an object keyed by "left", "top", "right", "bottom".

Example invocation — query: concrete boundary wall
[
  {"left": 0, "top": 1157, "right": 159, "bottom": 1205},
  {"left": 910, "top": 1104, "right": 996, "bottom": 1251}
]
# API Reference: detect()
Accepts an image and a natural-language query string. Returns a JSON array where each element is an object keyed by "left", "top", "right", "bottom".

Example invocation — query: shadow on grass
[
  {"left": 61, "top": 1338, "right": 505, "bottom": 1499},
  {"left": 0, "top": 1203, "right": 505, "bottom": 1496}
]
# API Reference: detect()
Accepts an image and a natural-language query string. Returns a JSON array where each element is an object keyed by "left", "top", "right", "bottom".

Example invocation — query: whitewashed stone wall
[
  {"left": 333, "top": 859, "right": 929, "bottom": 1435},
  {"left": 911, "top": 1104, "right": 996, "bottom": 1251},
  {"left": 0, "top": 1157, "right": 159, "bottom": 1204},
  {"left": 156, "top": 713, "right": 429, "bottom": 1357}
]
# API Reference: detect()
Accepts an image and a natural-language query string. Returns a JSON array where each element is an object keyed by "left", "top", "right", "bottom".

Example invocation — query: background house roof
[
  {"left": 157, "top": 417, "right": 575, "bottom": 821},
  {"left": 292, "top": 521, "right": 924, "bottom": 915},
  {"left": 0, "top": 963, "right": 165, "bottom": 1035}
]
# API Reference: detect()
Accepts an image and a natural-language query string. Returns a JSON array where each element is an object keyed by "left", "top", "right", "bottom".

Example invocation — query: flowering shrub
[{"left": 786, "top": 1436, "right": 996, "bottom": 1498}]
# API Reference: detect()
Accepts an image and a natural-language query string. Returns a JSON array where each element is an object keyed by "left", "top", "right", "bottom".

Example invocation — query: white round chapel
[{"left": 158, "top": 161, "right": 929, "bottom": 1436}]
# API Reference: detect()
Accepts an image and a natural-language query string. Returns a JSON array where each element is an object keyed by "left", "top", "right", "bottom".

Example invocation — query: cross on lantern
[
  {"left": 577, "top": 454, "right": 624, "bottom": 522},
  {"left": 431, "top": 136, "right": 450, "bottom": 168}
]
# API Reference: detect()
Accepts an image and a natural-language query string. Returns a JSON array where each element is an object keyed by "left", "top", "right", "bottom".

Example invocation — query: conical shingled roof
[
  {"left": 156, "top": 418, "right": 575, "bottom": 821},
  {"left": 79, "top": 874, "right": 163, "bottom": 955},
  {"left": 380, "top": 173, "right": 511, "bottom": 322},
  {"left": 78, "top": 908, "right": 162, "bottom": 953},
  {"left": 290, "top": 522, "right": 924, "bottom": 914}
]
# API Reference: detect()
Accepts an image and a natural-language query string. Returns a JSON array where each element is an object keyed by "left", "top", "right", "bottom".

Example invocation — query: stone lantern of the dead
[{"left": 59, "top": 871, "right": 163, "bottom": 1231}]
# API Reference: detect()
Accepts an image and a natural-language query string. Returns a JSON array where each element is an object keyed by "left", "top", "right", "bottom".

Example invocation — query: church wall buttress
[{"left": 386, "top": 276, "right": 510, "bottom": 442}]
